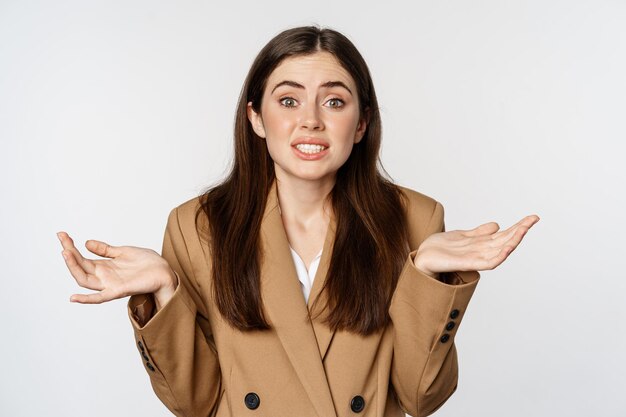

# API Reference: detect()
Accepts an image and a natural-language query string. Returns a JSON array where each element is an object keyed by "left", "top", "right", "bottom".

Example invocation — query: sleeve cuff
[
  {"left": 128, "top": 271, "right": 190, "bottom": 331},
  {"left": 392, "top": 249, "right": 480, "bottom": 349},
  {"left": 129, "top": 293, "right": 156, "bottom": 328}
]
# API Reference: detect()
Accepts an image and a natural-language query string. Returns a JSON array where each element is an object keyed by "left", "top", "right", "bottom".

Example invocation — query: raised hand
[
  {"left": 414, "top": 214, "right": 540, "bottom": 277},
  {"left": 57, "top": 231, "right": 177, "bottom": 309}
]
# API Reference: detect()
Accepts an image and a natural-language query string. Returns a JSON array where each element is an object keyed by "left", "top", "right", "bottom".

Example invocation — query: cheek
[
  {"left": 328, "top": 111, "right": 360, "bottom": 137},
  {"left": 261, "top": 105, "right": 295, "bottom": 136}
]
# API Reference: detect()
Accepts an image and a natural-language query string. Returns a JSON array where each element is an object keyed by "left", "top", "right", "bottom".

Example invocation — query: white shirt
[{"left": 288, "top": 245, "right": 323, "bottom": 303}]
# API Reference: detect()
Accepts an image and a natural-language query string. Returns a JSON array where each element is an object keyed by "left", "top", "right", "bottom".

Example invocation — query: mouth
[
  {"left": 291, "top": 143, "right": 330, "bottom": 160},
  {"left": 291, "top": 137, "right": 330, "bottom": 155},
  {"left": 292, "top": 143, "right": 329, "bottom": 154}
]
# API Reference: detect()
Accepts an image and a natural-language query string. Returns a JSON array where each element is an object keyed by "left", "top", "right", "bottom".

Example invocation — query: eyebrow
[{"left": 270, "top": 80, "right": 353, "bottom": 96}]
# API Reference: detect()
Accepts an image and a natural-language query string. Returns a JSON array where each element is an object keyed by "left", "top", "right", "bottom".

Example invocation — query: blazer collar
[{"left": 259, "top": 178, "right": 338, "bottom": 417}]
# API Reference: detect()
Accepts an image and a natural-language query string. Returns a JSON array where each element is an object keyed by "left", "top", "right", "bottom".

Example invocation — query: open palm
[
  {"left": 57, "top": 231, "right": 175, "bottom": 304},
  {"left": 415, "top": 214, "right": 540, "bottom": 276}
]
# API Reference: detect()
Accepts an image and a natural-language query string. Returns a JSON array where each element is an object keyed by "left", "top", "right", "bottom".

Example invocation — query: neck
[{"left": 275, "top": 174, "right": 334, "bottom": 229}]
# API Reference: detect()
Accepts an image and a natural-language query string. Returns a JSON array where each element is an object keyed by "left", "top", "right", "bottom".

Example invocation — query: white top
[{"left": 288, "top": 245, "right": 323, "bottom": 303}]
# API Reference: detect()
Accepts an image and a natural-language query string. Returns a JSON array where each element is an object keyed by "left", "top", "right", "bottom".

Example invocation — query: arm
[
  {"left": 389, "top": 201, "right": 480, "bottom": 417},
  {"left": 127, "top": 207, "right": 222, "bottom": 417}
]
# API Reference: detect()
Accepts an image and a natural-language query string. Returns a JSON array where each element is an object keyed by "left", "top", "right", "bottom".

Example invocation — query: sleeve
[
  {"left": 389, "top": 201, "right": 480, "bottom": 417},
  {"left": 127, "top": 207, "right": 222, "bottom": 417}
]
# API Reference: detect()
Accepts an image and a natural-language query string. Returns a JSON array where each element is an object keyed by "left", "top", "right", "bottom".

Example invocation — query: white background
[{"left": 1, "top": 0, "right": 625, "bottom": 416}]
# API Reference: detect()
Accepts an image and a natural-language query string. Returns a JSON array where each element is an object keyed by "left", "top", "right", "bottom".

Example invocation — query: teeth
[{"left": 295, "top": 143, "right": 327, "bottom": 154}]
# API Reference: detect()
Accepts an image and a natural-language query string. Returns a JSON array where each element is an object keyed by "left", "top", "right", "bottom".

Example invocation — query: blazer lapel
[
  {"left": 259, "top": 179, "right": 338, "bottom": 417},
  {"left": 306, "top": 210, "right": 336, "bottom": 361}
]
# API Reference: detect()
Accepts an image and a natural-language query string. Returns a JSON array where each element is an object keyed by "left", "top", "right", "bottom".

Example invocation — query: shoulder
[
  {"left": 395, "top": 184, "right": 441, "bottom": 219},
  {"left": 165, "top": 195, "right": 207, "bottom": 242},
  {"left": 173, "top": 195, "right": 204, "bottom": 218},
  {"left": 162, "top": 195, "right": 213, "bottom": 273}
]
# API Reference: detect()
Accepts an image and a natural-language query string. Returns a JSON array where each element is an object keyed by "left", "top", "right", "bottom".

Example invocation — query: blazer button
[
  {"left": 440, "top": 333, "right": 450, "bottom": 343},
  {"left": 137, "top": 341, "right": 145, "bottom": 352},
  {"left": 450, "top": 309, "right": 460, "bottom": 319},
  {"left": 244, "top": 392, "right": 260, "bottom": 410},
  {"left": 146, "top": 362, "right": 155, "bottom": 372},
  {"left": 445, "top": 321, "right": 456, "bottom": 331},
  {"left": 350, "top": 395, "right": 365, "bottom": 413}
]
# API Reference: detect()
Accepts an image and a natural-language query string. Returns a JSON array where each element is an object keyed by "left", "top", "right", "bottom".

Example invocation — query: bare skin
[
  {"left": 57, "top": 232, "right": 177, "bottom": 310},
  {"left": 414, "top": 215, "right": 540, "bottom": 278}
]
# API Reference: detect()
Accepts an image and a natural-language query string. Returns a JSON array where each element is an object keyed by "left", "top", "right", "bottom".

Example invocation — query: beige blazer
[{"left": 127, "top": 179, "right": 480, "bottom": 417}]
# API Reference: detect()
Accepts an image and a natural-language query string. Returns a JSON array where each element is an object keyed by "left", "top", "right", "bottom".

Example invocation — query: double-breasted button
[
  {"left": 141, "top": 351, "right": 150, "bottom": 362},
  {"left": 244, "top": 392, "right": 260, "bottom": 410},
  {"left": 450, "top": 309, "right": 460, "bottom": 319},
  {"left": 350, "top": 395, "right": 365, "bottom": 413},
  {"left": 445, "top": 321, "right": 456, "bottom": 331},
  {"left": 137, "top": 341, "right": 145, "bottom": 352},
  {"left": 440, "top": 333, "right": 450, "bottom": 343},
  {"left": 146, "top": 363, "right": 155, "bottom": 372}
]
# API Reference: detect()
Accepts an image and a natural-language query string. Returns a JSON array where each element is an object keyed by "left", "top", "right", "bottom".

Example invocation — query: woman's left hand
[{"left": 414, "top": 214, "right": 540, "bottom": 278}]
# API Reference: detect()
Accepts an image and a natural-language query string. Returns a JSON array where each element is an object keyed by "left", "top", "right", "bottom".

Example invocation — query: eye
[
  {"left": 325, "top": 98, "right": 345, "bottom": 109},
  {"left": 279, "top": 97, "right": 298, "bottom": 108}
]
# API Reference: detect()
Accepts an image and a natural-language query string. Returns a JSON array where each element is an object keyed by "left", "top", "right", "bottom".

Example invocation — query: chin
[{"left": 297, "top": 171, "right": 338, "bottom": 183}]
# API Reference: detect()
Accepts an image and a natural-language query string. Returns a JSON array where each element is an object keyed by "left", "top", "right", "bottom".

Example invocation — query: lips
[{"left": 292, "top": 137, "right": 330, "bottom": 147}]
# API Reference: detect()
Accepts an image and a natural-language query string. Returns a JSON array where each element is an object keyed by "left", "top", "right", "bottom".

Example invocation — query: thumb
[{"left": 85, "top": 239, "right": 123, "bottom": 259}]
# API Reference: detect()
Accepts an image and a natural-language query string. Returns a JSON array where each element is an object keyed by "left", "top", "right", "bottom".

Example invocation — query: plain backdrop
[{"left": 1, "top": 0, "right": 625, "bottom": 416}]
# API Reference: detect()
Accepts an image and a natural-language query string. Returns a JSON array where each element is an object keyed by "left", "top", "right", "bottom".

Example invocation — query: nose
[{"left": 300, "top": 104, "right": 324, "bottom": 130}]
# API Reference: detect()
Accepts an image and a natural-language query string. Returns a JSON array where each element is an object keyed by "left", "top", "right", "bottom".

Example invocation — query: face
[{"left": 247, "top": 51, "right": 367, "bottom": 185}]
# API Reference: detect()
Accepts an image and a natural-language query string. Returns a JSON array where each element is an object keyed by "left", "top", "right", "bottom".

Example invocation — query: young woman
[{"left": 58, "top": 26, "right": 539, "bottom": 417}]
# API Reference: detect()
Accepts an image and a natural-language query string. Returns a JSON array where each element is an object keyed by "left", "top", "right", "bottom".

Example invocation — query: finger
[
  {"left": 463, "top": 222, "right": 500, "bottom": 237},
  {"left": 474, "top": 244, "right": 516, "bottom": 270},
  {"left": 489, "top": 245, "right": 516, "bottom": 268},
  {"left": 57, "top": 232, "right": 95, "bottom": 274},
  {"left": 525, "top": 214, "right": 541, "bottom": 224},
  {"left": 491, "top": 215, "right": 540, "bottom": 239},
  {"left": 61, "top": 249, "right": 88, "bottom": 284},
  {"left": 515, "top": 214, "right": 540, "bottom": 229},
  {"left": 488, "top": 216, "right": 535, "bottom": 243},
  {"left": 486, "top": 227, "right": 527, "bottom": 263},
  {"left": 61, "top": 250, "right": 103, "bottom": 290},
  {"left": 70, "top": 288, "right": 119, "bottom": 304},
  {"left": 85, "top": 239, "right": 123, "bottom": 259},
  {"left": 469, "top": 216, "right": 538, "bottom": 270},
  {"left": 488, "top": 224, "right": 526, "bottom": 246},
  {"left": 505, "top": 224, "right": 531, "bottom": 248}
]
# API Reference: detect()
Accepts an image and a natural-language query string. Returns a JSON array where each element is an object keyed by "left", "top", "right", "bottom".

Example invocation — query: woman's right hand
[{"left": 57, "top": 231, "right": 177, "bottom": 309}]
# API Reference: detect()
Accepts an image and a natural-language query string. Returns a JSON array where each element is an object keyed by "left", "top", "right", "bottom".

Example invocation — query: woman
[{"left": 58, "top": 26, "right": 539, "bottom": 417}]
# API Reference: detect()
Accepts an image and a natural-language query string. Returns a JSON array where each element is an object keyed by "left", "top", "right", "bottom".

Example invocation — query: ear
[
  {"left": 354, "top": 108, "right": 369, "bottom": 144},
  {"left": 247, "top": 101, "right": 266, "bottom": 138}
]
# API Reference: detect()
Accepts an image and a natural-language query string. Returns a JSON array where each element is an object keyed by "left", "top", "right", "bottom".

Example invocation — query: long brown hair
[{"left": 195, "top": 25, "right": 410, "bottom": 336}]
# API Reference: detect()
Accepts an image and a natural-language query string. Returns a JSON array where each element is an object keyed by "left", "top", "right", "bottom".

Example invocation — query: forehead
[{"left": 266, "top": 51, "right": 356, "bottom": 90}]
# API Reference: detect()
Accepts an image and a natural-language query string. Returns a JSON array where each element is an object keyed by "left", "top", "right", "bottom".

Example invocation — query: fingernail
[
  {"left": 62, "top": 251, "right": 68, "bottom": 260},
  {"left": 56, "top": 232, "right": 62, "bottom": 242}
]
